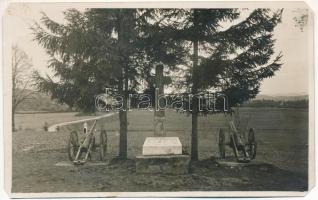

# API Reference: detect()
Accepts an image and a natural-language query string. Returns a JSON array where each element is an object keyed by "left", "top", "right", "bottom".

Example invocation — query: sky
[{"left": 3, "top": 2, "right": 313, "bottom": 96}]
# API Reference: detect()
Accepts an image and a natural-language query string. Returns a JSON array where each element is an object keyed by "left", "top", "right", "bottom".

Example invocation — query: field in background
[{"left": 12, "top": 107, "right": 308, "bottom": 192}]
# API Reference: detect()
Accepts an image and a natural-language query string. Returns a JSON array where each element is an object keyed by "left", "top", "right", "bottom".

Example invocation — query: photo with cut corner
[{"left": 1, "top": 0, "right": 315, "bottom": 198}]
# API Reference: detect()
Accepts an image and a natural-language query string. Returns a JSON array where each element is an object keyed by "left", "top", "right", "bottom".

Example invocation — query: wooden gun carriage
[
  {"left": 218, "top": 113, "right": 257, "bottom": 162},
  {"left": 67, "top": 120, "right": 108, "bottom": 165}
]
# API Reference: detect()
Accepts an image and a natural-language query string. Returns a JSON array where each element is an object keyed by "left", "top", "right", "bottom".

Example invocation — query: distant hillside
[
  {"left": 16, "top": 91, "right": 71, "bottom": 113},
  {"left": 243, "top": 94, "right": 309, "bottom": 109},
  {"left": 255, "top": 94, "right": 308, "bottom": 101}
]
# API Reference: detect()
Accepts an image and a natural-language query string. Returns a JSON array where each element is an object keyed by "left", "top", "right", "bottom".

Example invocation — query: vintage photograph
[{"left": 2, "top": 1, "right": 314, "bottom": 197}]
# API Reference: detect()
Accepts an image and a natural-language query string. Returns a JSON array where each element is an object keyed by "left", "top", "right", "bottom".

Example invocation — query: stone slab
[
  {"left": 142, "top": 137, "right": 182, "bottom": 156},
  {"left": 136, "top": 155, "right": 190, "bottom": 174}
]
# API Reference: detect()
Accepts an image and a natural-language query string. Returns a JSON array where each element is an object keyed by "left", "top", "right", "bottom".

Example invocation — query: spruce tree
[
  {"left": 159, "top": 9, "right": 283, "bottom": 160},
  {"left": 32, "top": 8, "right": 185, "bottom": 159}
]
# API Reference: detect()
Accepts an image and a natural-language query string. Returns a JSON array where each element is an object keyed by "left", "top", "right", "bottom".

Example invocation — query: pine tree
[
  {"left": 32, "top": 8, "right": 185, "bottom": 159},
  {"left": 159, "top": 9, "right": 283, "bottom": 161}
]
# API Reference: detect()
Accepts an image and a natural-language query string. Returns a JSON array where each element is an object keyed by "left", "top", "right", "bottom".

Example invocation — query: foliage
[
  {"left": 159, "top": 9, "right": 283, "bottom": 107},
  {"left": 32, "top": 9, "right": 186, "bottom": 112}
]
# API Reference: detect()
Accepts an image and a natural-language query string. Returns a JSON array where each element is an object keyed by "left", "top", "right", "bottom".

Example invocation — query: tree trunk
[
  {"left": 191, "top": 10, "right": 199, "bottom": 161},
  {"left": 118, "top": 10, "right": 129, "bottom": 159},
  {"left": 119, "top": 64, "right": 128, "bottom": 159},
  {"left": 119, "top": 110, "right": 128, "bottom": 159},
  {"left": 118, "top": 71, "right": 127, "bottom": 159},
  {"left": 191, "top": 39, "right": 199, "bottom": 161}
]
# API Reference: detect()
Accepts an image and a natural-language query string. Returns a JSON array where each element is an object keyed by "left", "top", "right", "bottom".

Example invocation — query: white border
[{"left": 1, "top": 0, "right": 316, "bottom": 199}]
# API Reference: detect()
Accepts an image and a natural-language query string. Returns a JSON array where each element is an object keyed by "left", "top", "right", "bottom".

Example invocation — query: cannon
[
  {"left": 218, "top": 116, "right": 257, "bottom": 163},
  {"left": 67, "top": 120, "right": 108, "bottom": 165}
]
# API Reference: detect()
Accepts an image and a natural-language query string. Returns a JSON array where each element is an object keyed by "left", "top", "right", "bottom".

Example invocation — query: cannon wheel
[
  {"left": 99, "top": 130, "right": 107, "bottom": 161},
  {"left": 68, "top": 131, "right": 79, "bottom": 161},
  {"left": 247, "top": 129, "right": 257, "bottom": 159},
  {"left": 218, "top": 129, "right": 226, "bottom": 158}
]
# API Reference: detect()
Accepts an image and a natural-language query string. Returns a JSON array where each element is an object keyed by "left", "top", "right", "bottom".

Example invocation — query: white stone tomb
[{"left": 142, "top": 137, "right": 182, "bottom": 156}]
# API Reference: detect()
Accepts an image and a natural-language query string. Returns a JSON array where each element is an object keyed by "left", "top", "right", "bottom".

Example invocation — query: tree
[
  {"left": 12, "top": 45, "right": 34, "bottom": 131},
  {"left": 159, "top": 9, "right": 283, "bottom": 160},
  {"left": 32, "top": 9, "right": 136, "bottom": 159},
  {"left": 32, "top": 9, "right": 185, "bottom": 159}
]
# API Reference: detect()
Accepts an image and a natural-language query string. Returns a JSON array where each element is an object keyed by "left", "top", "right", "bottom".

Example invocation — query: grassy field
[{"left": 12, "top": 107, "right": 308, "bottom": 192}]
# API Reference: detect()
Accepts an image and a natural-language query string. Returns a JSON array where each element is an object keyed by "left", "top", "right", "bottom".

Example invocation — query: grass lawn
[{"left": 12, "top": 107, "right": 308, "bottom": 192}]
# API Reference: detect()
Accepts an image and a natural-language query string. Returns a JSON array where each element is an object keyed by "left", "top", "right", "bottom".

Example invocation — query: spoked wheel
[
  {"left": 218, "top": 129, "right": 226, "bottom": 158},
  {"left": 68, "top": 131, "right": 79, "bottom": 161},
  {"left": 247, "top": 128, "right": 257, "bottom": 159},
  {"left": 99, "top": 130, "right": 107, "bottom": 161}
]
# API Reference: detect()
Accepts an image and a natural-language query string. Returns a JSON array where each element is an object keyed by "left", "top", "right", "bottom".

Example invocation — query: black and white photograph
[{"left": 1, "top": 0, "right": 315, "bottom": 198}]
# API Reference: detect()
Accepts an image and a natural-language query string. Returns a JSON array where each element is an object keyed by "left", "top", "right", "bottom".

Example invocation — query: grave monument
[{"left": 136, "top": 65, "right": 190, "bottom": 174}]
